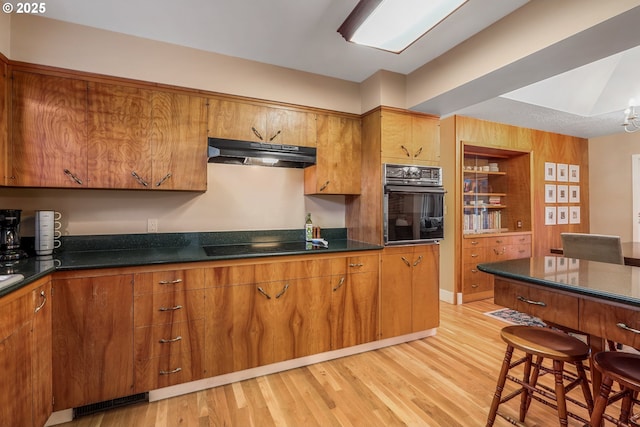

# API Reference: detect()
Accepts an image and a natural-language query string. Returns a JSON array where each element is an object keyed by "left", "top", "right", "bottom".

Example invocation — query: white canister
[{"left": 35, "top": 211, "right": 62, "bottom": 255}]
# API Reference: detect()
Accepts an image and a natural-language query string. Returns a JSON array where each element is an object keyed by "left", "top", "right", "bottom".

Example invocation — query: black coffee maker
[{"left": 0, "top": 209, "right": 28, "bottom": 262}]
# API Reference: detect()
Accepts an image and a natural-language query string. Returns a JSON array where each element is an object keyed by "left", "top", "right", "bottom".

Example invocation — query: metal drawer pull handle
[
  {"left": 349, "top": 263, "right": 364, "bottom": 268},
  {"left": 257, "top": 286, "right": 271, "bottom": 299},
  {"left": 159, "top": 367, "right": 182, "bottom": 375},
  {"left": 413, "top": 146, "right": 423, "bottom": 158},
  {"left": 63, "top": 169, "right": 83, "bottom": 185},
  {"left": 616, "top": 323, "right": 640, "bottom": 334},
  {"left": 251, "top": 127, "right": 264, "bottom": 140},
  {"left": 35, "top": 290, "right": 46, "bottom": 313},
  {"left": 333, "top": 277, "right": 346, "bottom": 292},
  {"left": 471, "top": 269, "right": 478, "bottom": 273},
  {"left": 413, "top": 255, "right": 423, "bottom": 266},
  {"left": 401, "top": 256, "right": 411, "bottom": 267},
  {"left": 158, "top": 279, "right": 183, "bottom": 285},
  {"left": 401, "top": 145, "right": 410, "bottom": 157},
  {"left": 471, "top": 254, "right": 479, "bottom": 258},
  {"left": 131, "top": 171, "right": 149, "bottom": 187},
  {"left": 269, "top": 130, "right": 281, "bottom": 141},
  {"left": 516, "top": 296, "right": 546, "bottom": 307},
  {"left": 159, "top": 336, "right": 182, "bottom": 344},
  {"left": 275, "top": 283, "right": 290, "bottom": 299},
  {"left": 159, "top": 305, "right": 183, "bottom": 312},
  {"left": 493, "top": 247, "right": 506, "bottom": 255},
  {"left": 319, "top": 180, "right": 330, "bottom": 191},
  {"left": 471, "top": 241, "right": 479, "bottom": 245},
  {"left": 471, "top": 284, "right": 478, "bottom": 288},
  {"left": 155, "top": 172, "right": 172, "bottom": 187},
  {"left": 495, "top": 239, "right": 503, "bottom": 244}
]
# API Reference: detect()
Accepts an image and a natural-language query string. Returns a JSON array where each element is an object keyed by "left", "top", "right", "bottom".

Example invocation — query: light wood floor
[{"left": 60, "top": 299, "right": 595, "bottom": 427}]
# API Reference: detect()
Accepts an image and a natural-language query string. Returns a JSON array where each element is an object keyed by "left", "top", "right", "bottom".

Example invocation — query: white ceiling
[{"left": 38, "top": 0, "right": 640, "bottom": 138}]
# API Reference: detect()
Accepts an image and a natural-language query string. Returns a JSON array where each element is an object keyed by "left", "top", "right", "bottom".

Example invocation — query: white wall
[{"left": 589, "top": 131, "right": 640, "bottom": 240}]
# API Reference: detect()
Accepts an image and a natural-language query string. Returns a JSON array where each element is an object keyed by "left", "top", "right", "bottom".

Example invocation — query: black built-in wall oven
[{"left": 383, "top": 163, "right": 445, "bottom": 245}]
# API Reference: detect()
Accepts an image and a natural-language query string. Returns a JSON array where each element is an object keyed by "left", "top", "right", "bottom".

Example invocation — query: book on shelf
[{"left": 463, "top": 210, "right": 502, "bottom": 233}]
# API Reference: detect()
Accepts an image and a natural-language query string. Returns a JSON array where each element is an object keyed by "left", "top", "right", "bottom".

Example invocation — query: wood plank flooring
[{"left": 59, "top": 300, "right": 594, "bottom": 426}]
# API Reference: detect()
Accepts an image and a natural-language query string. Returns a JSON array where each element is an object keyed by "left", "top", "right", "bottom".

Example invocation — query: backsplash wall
[{"left": 0, "top": 163, "right": 346, "bottom": 237}]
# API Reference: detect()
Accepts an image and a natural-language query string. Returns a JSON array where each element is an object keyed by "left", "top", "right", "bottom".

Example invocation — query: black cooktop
[{"left": 202, "top": 241, "right": 325, "bottom": 257}]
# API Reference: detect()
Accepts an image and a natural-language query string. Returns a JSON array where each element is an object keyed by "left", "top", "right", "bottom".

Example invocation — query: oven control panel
[{"left": 384, "top": 164, "right": 442, "bottom": 186}]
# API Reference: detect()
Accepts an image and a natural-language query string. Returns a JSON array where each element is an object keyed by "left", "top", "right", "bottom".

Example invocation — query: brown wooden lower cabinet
[
  {"left": 45, "top": 250, "right": 440, "bottom": 416},
  {"left": 52, "top": 273, "right": 134, "bottom": 410},
  {"left": 380, "top": 244, "right": 439, "bottom": 338},
  {"left": 0, "top": 277, "right": 52, "bottom": 427}
]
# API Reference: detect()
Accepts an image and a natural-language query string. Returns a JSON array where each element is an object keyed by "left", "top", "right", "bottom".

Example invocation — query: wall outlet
[
  {"left": 516, "top": 219, "right": 522, "bottom": 228},
  {"left": 147, "top": 218, "right": 158, "bottom": 233}
]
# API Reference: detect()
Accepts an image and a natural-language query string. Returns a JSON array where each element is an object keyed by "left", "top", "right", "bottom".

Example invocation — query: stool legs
[
  {"left": 487, "top": 344, "right": 515, "bottom": 427},
  {"left": 591, "top": 375, "right": 614, "bottom": 427}
]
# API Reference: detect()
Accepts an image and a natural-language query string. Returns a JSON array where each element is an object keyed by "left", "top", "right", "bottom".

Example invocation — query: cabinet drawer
[
  {"left": 134, "top": 289, "right": 205, "bottom": 327},
  {"left": 507, "top": 244, "right": 531, "bottom": 260},
  {"left": 331, "top": 254, "right": 379, "bottom": 275},
  {"left": 487, "top": 235, "right": 531, "bottom": 246},
  {"left": 463, "top": 238, "right": 487, "bottom": 249},
  {"left": 494, "top": 279, "right": 579, "bottom": 330},
  {"left": 134, "top": 351, "right": 202, "bottom": 392},
  {"left": 135, "top": 320, "right": 204, "bottom": 360},
  {"left": 463, "top": 246, "right": 487, "bottom": 264},
  {"left": 580, "top": 300, "right": 640, "bottom": 349},
  {"left": 462, "top": 264, "right": 492, "bottom": 294},
  {"left": 134, "top": 269, "right": 205, "bottom": 295},
  {"left": 0, "top": 290, "right": 31, "bottom": 341}
]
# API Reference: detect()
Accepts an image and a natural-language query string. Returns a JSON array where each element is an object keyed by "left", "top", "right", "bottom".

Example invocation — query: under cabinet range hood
[{"left": 207, "top": 138, "right": 316, "bottom": 168}]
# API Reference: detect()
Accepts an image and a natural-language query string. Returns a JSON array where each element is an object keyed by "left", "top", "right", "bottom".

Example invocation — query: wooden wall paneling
[{"left": 531, "top": 130, "right": 589, "bottom": 257}]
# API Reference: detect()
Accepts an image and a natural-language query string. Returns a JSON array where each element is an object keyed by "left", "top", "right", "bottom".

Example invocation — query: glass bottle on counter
[{"left": 305, "top": 213, "right": 313, "bottom": 241}]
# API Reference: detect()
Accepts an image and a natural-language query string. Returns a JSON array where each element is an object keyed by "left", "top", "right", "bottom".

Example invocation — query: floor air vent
[{"left": 74, "top": 392, "right": 149, "bottom": 418}]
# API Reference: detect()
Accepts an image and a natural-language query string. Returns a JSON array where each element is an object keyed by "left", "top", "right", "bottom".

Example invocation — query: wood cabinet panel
[
  {"left": 32, "top": 282, "right": 52, "bottom": 427},
  {"left": 329, "top": 270, "right": 379, "bottom": 349},
  {"left": 380, "top": 244, "right": 439, "bottom": 338},
  {"left": 134, "top": 351, "right": 201, "bottom": 392},
  {"left": 150, "top": 91, "right": 207, "bottom": 190},
  {"left": 579, "top": 299, "right": 640, "bottom": 349},
  {"left": 381, "top": 109, "right": 439, "bottom": 166},
  {"left": 88, "top": 82, "right": 153, "bottom": 189},
  {"left": 134, "top": 268, "right": 206, "bottom": 295},
  {"left": 305, "top": 114, "right": 361, "bottom": 195},
  {"left": 462, "top": 263, "right": 492, "bottom": 295},
  {"left": 494, "top": 279, "right": 579, "bottom": 330},
  {"left": 52, "top": 274, "right": 134, "bottom": 410},
  {"left": 11, "top": 70, "right": 88, "bottom": 187},
  {"left": 266, "top": 108, "right": 317, "bottom": 147},
  {"left": 134, "top": 289, "right": 205, "bottom": 327},
  {"left": 0, "top": 322, "right": 33, "bottom": 427},
  {"left": 206, "top": 264, "right": 256, "bottom": 287},
  {"left": 135, "top": 320, "right": 205, "bottom": 361},
  {"left": 0, "top": 59, "right": 7, "bottom": 186}
]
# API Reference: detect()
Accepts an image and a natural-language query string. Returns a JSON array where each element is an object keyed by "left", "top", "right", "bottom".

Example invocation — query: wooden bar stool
[
  {"left": 486, "top": 325, "right": 594, "bottom": 427},
  {"left": 590, "top": 351, "right": 640, "bottom": 427}
]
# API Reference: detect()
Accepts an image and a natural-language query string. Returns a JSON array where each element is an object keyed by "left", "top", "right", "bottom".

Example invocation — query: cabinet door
[
  {"left": 0, "top": 290, "right": 33, "bottom": 427},
  {"left": 266, "top": 108, "right": 316, "bottom": 147},
  {"left": 205, "top": 282, "right": 272, "bottom": 376},
  {"left": 150, "top": 91, "right": 208, "bottom": 190},
  {"left": 304, "top": 114, "right": 361, "bottom": 195},
  {"left": 0, "top": 60, "right": 8, "bottom": 186},
  {"left": 53, "top": 274, "right": 134, "bottom": 410},
  {"left": 412, "top": 115, "right": 440, "bottom": 164},
  {"left": 32, "top": 283, "right": 52, "bottom": 427},
  {"left": 411, "top": 245, "right": 439, "bottom": 331},
  {"left": 207, "top": 99, "right": 266, "bottom": 142},
  {"left": 381, "top": 110, "right": 413, "bottom": 162},
  {"left": 88, "top": 82, "right": 153, "bottom": 189},
  {"left": 11, "top": 71, "right": 88, "bottom": 187},
  {"left": 271, "top": 277, "right": 331, "bottom": 363},
  {"left": 330, "top": 270, "right": 378, "bottom": 349},
  {"left": 380, "top": 250, "right": 414, "bottom": 338}
]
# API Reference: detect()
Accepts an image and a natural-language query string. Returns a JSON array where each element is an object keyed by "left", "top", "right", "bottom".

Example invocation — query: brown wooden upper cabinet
[
  {"left": 207, "top": 98, "right": 316, "bottom": 147},
  {"left": 381, "top": 109, "right": 440, "bottom": 166},
  {"left": 10, "top": 70, "right": 89, "bottom": 187},
  {"left": 88, "top": 83, "right": 208, "bottom": 191},
  {"left": 8, "top": 69, "right": 208, "bottom": 191},
  {"left": 304, "top": 114, "right": 361, "bottom": 195}
]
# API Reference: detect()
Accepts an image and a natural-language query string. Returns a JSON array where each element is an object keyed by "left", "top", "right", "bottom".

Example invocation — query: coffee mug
[{"left": 35, "top": 210, "right": 63, "bottom": 255}]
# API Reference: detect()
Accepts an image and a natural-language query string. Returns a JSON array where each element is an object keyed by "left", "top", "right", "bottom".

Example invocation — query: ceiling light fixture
[
  {"left": 623, "top": 101, "right": 640, "bottom": 133},
  {"left": 337, "top": 0, "right": 468, "bottom": 53}
]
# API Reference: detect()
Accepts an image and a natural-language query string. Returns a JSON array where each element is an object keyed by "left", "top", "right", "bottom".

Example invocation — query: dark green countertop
[
  {"left": 478, "top": 256, "right": 640, "bottom": 308},
  {"left": 0, "top": 229, "right": 382, "bottom": 298}
]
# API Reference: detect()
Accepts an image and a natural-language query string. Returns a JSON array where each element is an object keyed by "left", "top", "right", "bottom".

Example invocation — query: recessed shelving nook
[{"left": 462, "top": 144, "right": 531, "bottom": 234}]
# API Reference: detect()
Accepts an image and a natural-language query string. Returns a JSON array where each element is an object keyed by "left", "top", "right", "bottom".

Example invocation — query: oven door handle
[{"left": 384, "top": 185, "right": 446, "bottom": 194}]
